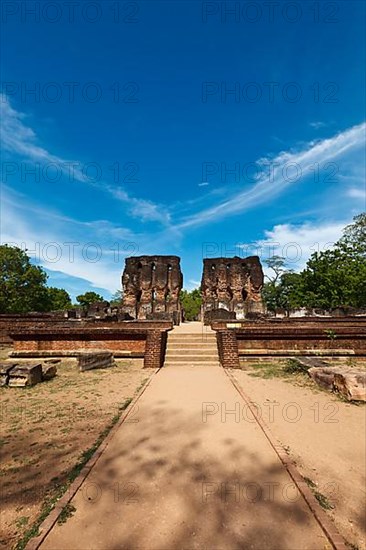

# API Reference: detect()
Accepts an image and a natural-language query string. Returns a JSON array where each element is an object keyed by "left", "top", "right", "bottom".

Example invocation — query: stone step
[
  {"left": 169, "top": 334, "right": 216, "bottom": 339},
  {"left": 165, "top": 355, "right": 219, "bottom": 362},
  {"left": 168, "top": 339, "right": 216, "bottom": 345},
  {"left": 166, "top": 348, "right": 217, "bottom": 354},
  {"left": 164, "top": 362, "right": 221, "bottom": 367},
  {"left": 167, "top": 341, "right": 217, "bottom": 347}
]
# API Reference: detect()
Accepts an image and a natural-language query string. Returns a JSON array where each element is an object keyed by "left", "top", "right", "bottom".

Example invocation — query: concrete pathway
[{"left": 39, "top": 365, "right": 329, "bottom": 550}]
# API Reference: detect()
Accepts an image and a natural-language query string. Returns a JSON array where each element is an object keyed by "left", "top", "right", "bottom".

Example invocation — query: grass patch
[
  {"left": 247, "top": 362, "right": 286, "bottom": 379},
  {"left": 303, "top": 477, "right": 335, "bottom": 511},
  {"left": 245, "top": 360, "right": 320, "bottom": 391},
  {"left": 14, "top": 516, "right": 29, "bottom": 529},
  {"left": 57, "top": 503, "right": 76, "bottom": 525}
]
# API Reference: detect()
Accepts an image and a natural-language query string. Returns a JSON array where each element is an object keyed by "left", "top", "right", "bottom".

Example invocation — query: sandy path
[
  {"left": 40, "top": 366, "right": 329, "bottom": 550},
  {"left": 231, "top": 369, "right": 366, "bottom": 549}
]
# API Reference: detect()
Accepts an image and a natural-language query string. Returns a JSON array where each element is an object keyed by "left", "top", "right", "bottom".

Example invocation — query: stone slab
[
  {"left": 8, "top": 363, "right": 43, "bottom": 387},
  {"left": 78, "top": 351, "right": 115, "bottom": 372},
  {"left": 0, "top": 361, "right": 18, "bottom": 386},
  {"left": 309, "top": 366, "right": 366, "bottom": 401}
]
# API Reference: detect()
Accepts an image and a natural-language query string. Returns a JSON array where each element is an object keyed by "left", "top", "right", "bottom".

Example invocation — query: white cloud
[
  {"left": 186, "top": 279, "right": 201, "bottom": 290},
  {"left": 178, "top": 122, "right": 366, "bottom": 229},
  {"left": 346, "top": 187, "right": 366, "bottom": 201},
  {"left": 241, "top": 220, "right": 348, "bottom": 276},
  {"left": 198, "top": 182, "right": 209, "bottom": 187},
  {"left": 0, "top": 185, "right": 181, "bottom": 294},
  {"left": 309, "top": 121, "right": 327, "bottom": 129},
  {"left": 0, "top": 94, "right": 170, "bottom": 226}
]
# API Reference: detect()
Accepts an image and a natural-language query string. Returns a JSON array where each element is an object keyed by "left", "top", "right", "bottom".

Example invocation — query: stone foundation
[
  {"left": 9, "top": 321, "right": 172, "bottom": 369},
  {"left": 212, "top": 318, "right": 366, "bottom": 367}
]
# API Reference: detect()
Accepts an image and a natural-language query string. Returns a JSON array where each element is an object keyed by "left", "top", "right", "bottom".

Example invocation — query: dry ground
[
  {"left": 231, "top": 360, "right": 366, "bottom": 550},
  {"left": 0, "top": 351, "right": 152, "bottom": 550}
]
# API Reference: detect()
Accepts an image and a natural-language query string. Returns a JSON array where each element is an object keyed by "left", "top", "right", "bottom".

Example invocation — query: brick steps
[
  {"left": 166, "top": 347, "right": 217, "bottom": 353},
  {"left": 164, "top": 331, "right": 220, "bottom": 367},
  {"left": 165, "top": 355, "right": 219, "bottom": 361},
  {"left": 164, "top": 362, "right": 220, "bottom": 367}
]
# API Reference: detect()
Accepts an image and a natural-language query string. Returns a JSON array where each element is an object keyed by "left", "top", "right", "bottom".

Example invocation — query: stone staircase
[{"left": 164, "top": 330, "right": 220, "bottom": 367}]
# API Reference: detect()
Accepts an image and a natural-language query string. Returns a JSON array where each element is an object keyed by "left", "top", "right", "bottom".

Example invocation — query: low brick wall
[
  {"left": 212, "top": 318, "right": 366, "bottom": 367},
  {"left": 216, "top": 330, "right": 240, "bottom": 368},
  {"left": 0, "top": 313, "right": 67, "bottom": 345},
  {"left": 9, "top": 321, "right": 172, "bottom": 369}
]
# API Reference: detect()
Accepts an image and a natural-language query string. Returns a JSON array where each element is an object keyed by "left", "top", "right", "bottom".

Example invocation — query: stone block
[
  {"left": 42, "top": 360, "right": 59, "bottom": 380},
  {"left": 78, "top": 351, "right": 115, "bottom": 372},
  {"left": 308, "top": 366, "right": 366, "bottom": 401},
  {"left": 8, "top": 363, "right": 43, "bottom": 387},
  {"left": 0, "top": 362, "right": 18, "bottom": 386}
]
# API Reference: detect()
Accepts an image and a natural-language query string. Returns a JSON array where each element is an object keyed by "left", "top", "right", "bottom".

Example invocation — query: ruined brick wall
[
  {"left": 10, "top": 321, "right": 172, "bottom": 367},
  {"left": 201, "top": 256, "right": 264, "bottom": 321},
  {"left": 216, "top": 330, "right": 240, "bottom": 368},
  {"left": 0, "top": 314, "right": 68, "bottom": 346},
  {"left": 121, "top": 256, "right": 183, "bottom": 323},
  {"left": 212, "top": 319, "right": 366, "bottom": 366},
  {"left": 144, "top": 330, "right": 168, "bottom": 369}
]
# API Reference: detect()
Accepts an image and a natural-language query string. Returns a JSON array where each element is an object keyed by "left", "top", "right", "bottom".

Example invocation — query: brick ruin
[
  {"left": 121, "top": 256, "right": 183, "bottom": 324},
  {"left": 201, "top": 256, "right": 264, "bottom": 321}
]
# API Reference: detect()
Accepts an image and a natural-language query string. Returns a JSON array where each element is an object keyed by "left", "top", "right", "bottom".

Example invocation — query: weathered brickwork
[
  {"left": 144, "top": 330, "right": 168, "bottom": 369},
  {"left": 121, "top": 255, "right": 183, "bottom": 323},
  {"left": 216, "top": 330, "right": 240, "bottom": 368},
  {"left": 213, "top": 319, "right": 366, "bottom": 367},
  {"left": 201, "top": 256, "right": 264, "bottom": 322},
  {"left": 9, "top": 322, "right": 172, "bottom": 368}
]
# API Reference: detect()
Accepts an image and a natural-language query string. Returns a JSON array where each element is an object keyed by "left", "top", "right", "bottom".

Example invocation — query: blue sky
[{"left": 1, "top": 0, "right": 365, "bottom": 300}]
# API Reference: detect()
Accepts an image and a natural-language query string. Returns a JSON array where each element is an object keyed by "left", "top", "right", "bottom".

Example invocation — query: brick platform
[
  {"left": 212, "top": 318, "right": 366, "bottom": 368},
  {"left": 9, "top": 321, "right": 172, "bottom": 369}
]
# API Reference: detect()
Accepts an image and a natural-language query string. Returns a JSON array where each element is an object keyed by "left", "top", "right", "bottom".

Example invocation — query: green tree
[
  {"left": 47, "top": 287, "right": 72, "bottom": 311},
  {"left": 110, "top": 289, "right": 123, "bottom": 306},
  {"left": 262, "top": 214, "right": 366, "bottom": 311},
  {"left": 299, "top": 213, "right": 366, "bottom": 309},
  {"left": 0, "top": 245, "right": 50, "bottom": 313},
  {"left": 180, "top": 288, "right": 202, "bottom": 321},
  {"left": 262, "top": 256, "right": 295, "bottom": 313},
  {"left": 263, "top": 258, "right": 307, "bottom": 313},
  {"left": 265, "top": 255, "right": 288, "bottom": 284},
  {"left": 76, "top": 291, "right": 104, "bottom": 308}
]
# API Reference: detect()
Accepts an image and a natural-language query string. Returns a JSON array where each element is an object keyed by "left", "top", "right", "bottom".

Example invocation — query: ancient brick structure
[
  {"left": 201, "top": 256, "right": 264, "bottom": 321},
  {"left": 9, "top": 321, "right": 172, "bottom": 369},
  {"left": 213, "top": 319, "right": 366, "bottom": 367},
  {"left": 121, "top": 256, "right": 183, "bottom": 323}
]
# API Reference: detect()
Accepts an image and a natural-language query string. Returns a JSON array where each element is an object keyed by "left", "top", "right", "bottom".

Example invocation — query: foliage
[
  {"left": 110, "top": 289, "right": 123, "bottom": 306},
  {"left": 264, "top": 255, "right": 288, "bottom": 284},
  {"left": 0, "top": 245, "right": 50, "bottom": 313},
  {"left": 180, "top": 288, "right": 202, "bottom": 321},
  {"left": 76, "top": 291, "right": 104, "bottom": 308},
  {"left": 262, "top": 213, "right": 366, "bottom": 311},
  {"left": 47, "top": 287, "right": 72, "bottom": 311}
]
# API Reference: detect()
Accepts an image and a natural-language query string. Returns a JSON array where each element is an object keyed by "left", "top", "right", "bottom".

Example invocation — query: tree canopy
[
  {"left": 0, "top": 245, "right": 50, "bottom": 313},
  {"left": 47, "top": 287, "right": 72, "bottom": 311},
  {"left": 262, "top": 213, "right": 366, "bottom": 312},
  {"left": 76, "top": 291, "right": 105, "bottom": 308},
  {"left": 180, "top": 288, "right": 202, "bottom": 321}
]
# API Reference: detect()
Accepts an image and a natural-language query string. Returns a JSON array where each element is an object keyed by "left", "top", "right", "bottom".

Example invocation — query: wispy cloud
[
  {"left": 309, "top": 121, "right": 328, "bottom": 129},
  {"left": 1, "top": 185, "right": 181, "bottom": 293},
  {"left": 178, "top": 122, "right": 366, "bottom": 229},
  {"left": 0, "top": 94, "right": 171, "bottom": 226},
  {"left": 240, "top": 220, "right": 348, "bottom": 275},
  {"left": 347, "top": 187, "right": 366, "bottom": 201}
]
